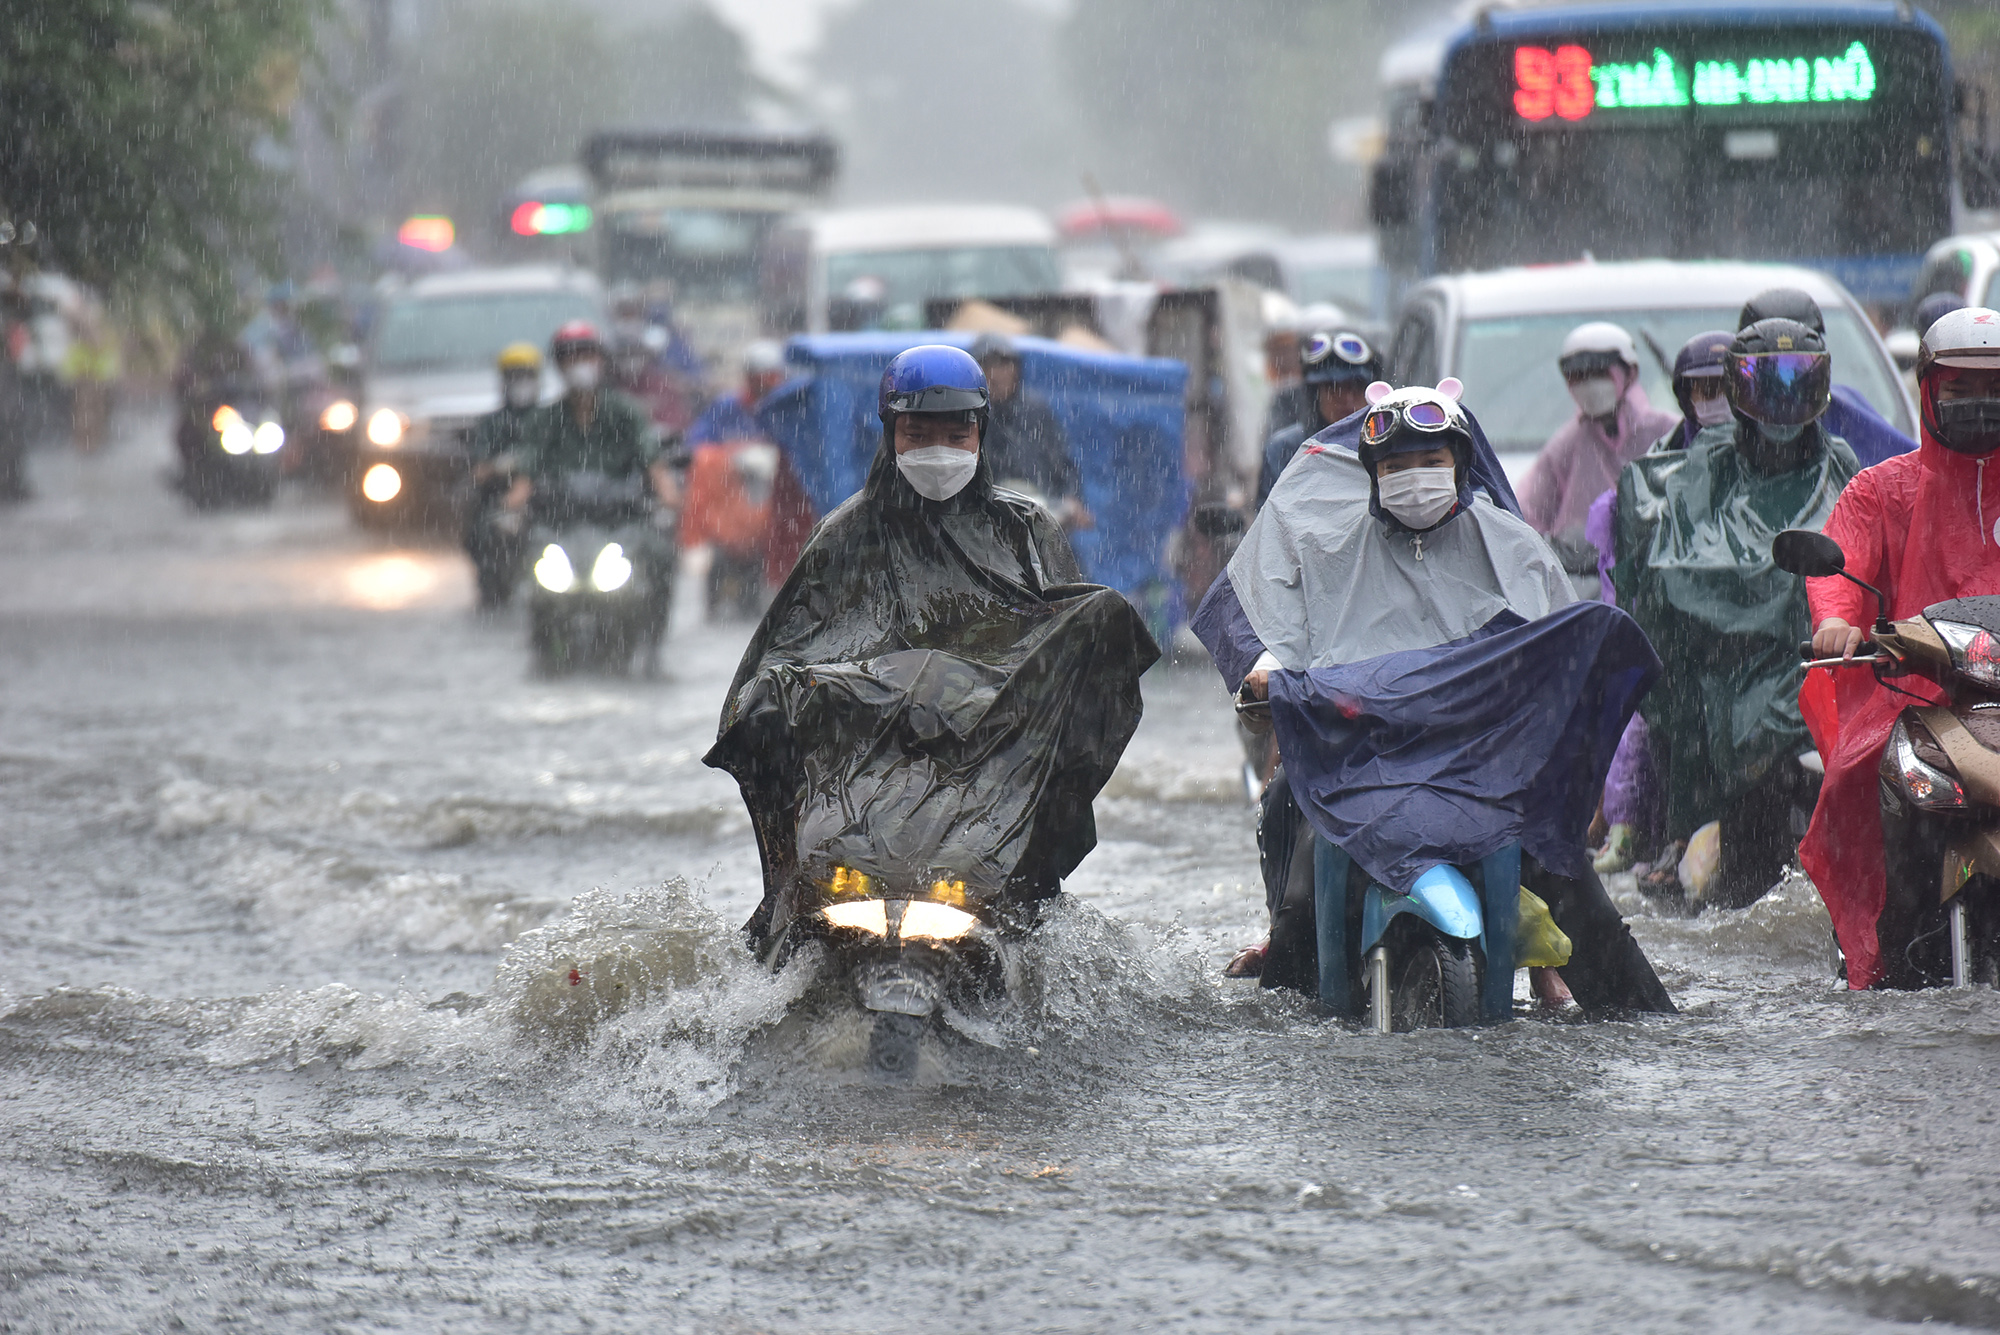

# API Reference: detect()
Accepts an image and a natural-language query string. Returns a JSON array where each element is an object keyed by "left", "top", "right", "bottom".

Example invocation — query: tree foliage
[{"left": 1, "top": 0, "right": 321, "bottom": 317}]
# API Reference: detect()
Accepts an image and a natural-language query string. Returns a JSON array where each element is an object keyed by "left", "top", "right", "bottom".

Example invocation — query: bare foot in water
[
  {"left": 1530, "top": 966, "right": 1573, "bottom": 1010},
  {"left": 1225, "top": 941, "right": 1268, "bottom": 978}
]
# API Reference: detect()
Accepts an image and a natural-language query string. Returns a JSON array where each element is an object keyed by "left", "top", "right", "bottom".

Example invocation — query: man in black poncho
[{"left": 704, "top": 345, "right": 1160, "bottom": 950}]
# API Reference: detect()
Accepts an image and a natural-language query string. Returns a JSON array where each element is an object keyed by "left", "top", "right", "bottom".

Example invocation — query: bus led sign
[{"left": 1513, "top": 39, "right": 1877, "bottom": 122}]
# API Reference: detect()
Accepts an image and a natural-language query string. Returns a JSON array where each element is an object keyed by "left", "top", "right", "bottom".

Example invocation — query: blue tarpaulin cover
[
  {"left": 757, "top": 332, "right": 1188, "bottom": 607},
  {"left": 1268, "top": 600, "right": 1660, "bottom": 895}
]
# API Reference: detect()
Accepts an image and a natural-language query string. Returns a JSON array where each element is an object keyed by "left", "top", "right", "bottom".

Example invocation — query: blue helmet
[{"left": 878, "top": 344, "right": 988, "bottom": 423}]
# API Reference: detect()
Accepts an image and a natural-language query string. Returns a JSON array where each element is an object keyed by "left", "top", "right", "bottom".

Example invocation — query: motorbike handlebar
[{"left": 1799, "top": 638, "right": 1876, "bottom": 662}]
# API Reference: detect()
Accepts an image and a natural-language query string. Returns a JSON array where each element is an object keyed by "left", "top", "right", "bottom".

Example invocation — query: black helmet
[
  {"left": 1738, "top": 288, "right": 1825, "bottom": 336},
  {"left": 1300, "top": 329, "right": 1381, "bottom": 387},
  {"left": 1916, "top": 306, "right": 2000, "bottom": 454},
  {"left": 1724, "top": 319, "right": 1831, "bottom": 427}
]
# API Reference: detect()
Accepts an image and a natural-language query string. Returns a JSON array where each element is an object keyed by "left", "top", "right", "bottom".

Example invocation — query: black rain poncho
[{"left": 705, "top": 438, "right": 1160, "bottom": 945}]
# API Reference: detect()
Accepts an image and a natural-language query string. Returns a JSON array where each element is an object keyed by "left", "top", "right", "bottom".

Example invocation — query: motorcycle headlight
[
  {"left": 534, "top": 543, "right": 576, "bottom": 593},
  {"left": 218, "top": 416, "right": 254, "bottom": 455},
  {"left": 590, "top": 542, "right": 633, "bottom": 591},
  {"left": 361, "top": 463, "right": 402, "bottom": 503},
  {"left": 252, "top": 420, "right": 285, "bottom": 454},
  {"left": 320, "top": 399, "right": 358, "bottom": 432},
  {"left": 1885, "top": 716, "right": 1967, "bottom": 811},
  {"left": 901, "top": 899, "right": 977, "bottom": 942},
  {"left": 366, "top": 408, "right": 406, "bottom": 447},
  {"left": 1931, "top": 620, "right": 2000, "bottom": 688},
  {"left": 821, "top": 899, "right": 889, "bottom": 936}
]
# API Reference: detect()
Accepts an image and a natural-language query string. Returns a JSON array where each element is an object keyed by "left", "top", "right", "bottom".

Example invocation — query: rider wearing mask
[
  {"left": 1256, "top": 329, "right": 1380, "bottom": 508},
  {"left": 705, "top": 345, "right": 1158, "bottom": 946},
  {"left": 972, "top": 333, "right": 1093, "bottom": 531},
  {"left": 1195, "top": 380, "right": 1674, "bottom": 1017},
  {"left": 505, "top": 321, "right": 678, "bottom": 513},
  {"left": 1520, "top": 323, "right": 1678, "bottom": 594},
  {"left": 463, "top": 342, "right": 545, "bottom": 609},
  {"left": 1738, "top": 288, "right": 1914, "bottom": 467},
  {"left": 1611, "top": 318, "right": 1860, "bottom": 907},
  {"left": 1585, "top": 329, "right": 1736, "bottom": 875},
  {"left": 1801, "top": 308, "right": 2000, "bottom": 989}
]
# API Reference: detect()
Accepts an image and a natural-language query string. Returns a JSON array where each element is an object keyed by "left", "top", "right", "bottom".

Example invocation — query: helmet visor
[
  {"left": 882, "top": 385, "right": 988, "bottom": 416},
  {"left": 1725, "top": 352, "right": 1831, "bottom": 426},
  {"left": 1559, "top": 350, "right": 1625, "bottom": 381}
]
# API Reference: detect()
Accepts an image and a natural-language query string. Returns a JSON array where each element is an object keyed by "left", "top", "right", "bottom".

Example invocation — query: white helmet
[
  {"left": 744, "top": 338, "right": 785, "bottom": 376},
  {"left": 1558, "top": 321, "right": 1639, "bottom": 373}
]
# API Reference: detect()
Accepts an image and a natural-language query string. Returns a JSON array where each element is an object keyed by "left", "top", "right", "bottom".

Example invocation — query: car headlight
[
  {"left": 366, "top": 408, "right": 405, "bottom": 447},
  {"left": 590, "top": 542, "right": 633, "bottom": 591},
  {"left": 900, "top": 900, "right": 978, "bottom": 942},
  {"left": 360, "top": 463, "right": 402, "bottom": 503},
  {"left": 320, "top": 399, "right": 358, "bottom": 432},
  {"left": 534, "top": 543, "right": 575, "bottom": 593},
  {"left": 252, "top": 420, "right": 285, "bottom": 454},
  {"left": 1931, "top": 620, "right": 2000, "bottom": 689}
]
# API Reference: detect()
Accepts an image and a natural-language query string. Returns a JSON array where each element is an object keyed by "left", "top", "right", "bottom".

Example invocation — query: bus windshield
[
  {"left": 601, "top": 209, "right": 770, "bottom": 303},
  {"left": 1455, "top": 306, "right": 1908, "bottom": 455}
]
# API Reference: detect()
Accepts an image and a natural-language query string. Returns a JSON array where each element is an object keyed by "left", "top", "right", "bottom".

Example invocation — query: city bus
[{"left": 1369, "top": 2, "right": 1980, "bottom": 310}]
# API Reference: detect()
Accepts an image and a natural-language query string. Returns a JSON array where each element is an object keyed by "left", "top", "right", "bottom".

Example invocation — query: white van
[
  {"left": 764, "top": 205, "right": 1061, "bottom": 333},
  {"left": 1386, "top": 259, "right": 1913, "bottom": 482}
]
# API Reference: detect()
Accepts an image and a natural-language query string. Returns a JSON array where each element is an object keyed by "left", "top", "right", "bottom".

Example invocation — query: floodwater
[{"left": 4, "top": 416, "right": 1998, "bottom": 1334}]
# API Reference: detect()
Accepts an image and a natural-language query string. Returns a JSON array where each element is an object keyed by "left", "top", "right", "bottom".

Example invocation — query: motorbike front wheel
[{"left": 1377, "top": 930, "right": 1480, "bottom": 1032}]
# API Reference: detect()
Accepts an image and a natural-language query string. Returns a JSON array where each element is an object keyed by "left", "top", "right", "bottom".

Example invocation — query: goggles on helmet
[
  {"left": 1361, "top": 394, "right": 1459, "bottom": 448},
  {"left": 1723, "top": 351, "right": 1831, "bottom": 427}
]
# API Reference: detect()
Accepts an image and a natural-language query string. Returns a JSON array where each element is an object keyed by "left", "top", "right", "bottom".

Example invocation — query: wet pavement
[{"left": 3, "top": 415, "right": 1998, "bottom": 1333}]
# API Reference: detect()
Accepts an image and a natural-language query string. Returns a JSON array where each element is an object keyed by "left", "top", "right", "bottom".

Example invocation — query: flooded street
[{"left": 5, "top": 419, "right": 2000, "bottom": 1333}]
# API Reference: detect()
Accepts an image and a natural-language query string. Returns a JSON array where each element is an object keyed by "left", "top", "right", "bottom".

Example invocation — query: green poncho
[{"left": 1609, "top": 425, "right": 1858, "bottom": 839}]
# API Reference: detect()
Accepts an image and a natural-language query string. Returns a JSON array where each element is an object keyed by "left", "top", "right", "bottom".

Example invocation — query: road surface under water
[{"left": 3, "top": 417, "right": 1998, "bottom": 1333}]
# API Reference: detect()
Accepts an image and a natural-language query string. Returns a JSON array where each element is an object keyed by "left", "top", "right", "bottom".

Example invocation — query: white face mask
[
  {"left": 504, "top": 377, "right": 540, "bottom": 410},
  {"left": 1377, "top": 465, "right": 1459, "bottom": 530},
  {"left": 1691, "top": 390, "right": 1735, "bottom": 427},
  {"left": 563, "top": 360, "right": 601, "bottom": 392},
  {"left": 896, "top": 445, "right": 979, "bottom": 501},
  {"left": 1569, "top": 375, "right": 1621, "bottom": 419}
]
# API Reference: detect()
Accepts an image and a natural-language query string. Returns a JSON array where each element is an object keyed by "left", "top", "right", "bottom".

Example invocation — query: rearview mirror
[{"left": 1772, "top": 529, "right": 1846, "bottom": 578}]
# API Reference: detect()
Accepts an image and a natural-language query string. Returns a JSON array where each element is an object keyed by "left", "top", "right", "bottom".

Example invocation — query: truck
[{"left": 580, "top": 128, "right": 840, "bottom": 374}]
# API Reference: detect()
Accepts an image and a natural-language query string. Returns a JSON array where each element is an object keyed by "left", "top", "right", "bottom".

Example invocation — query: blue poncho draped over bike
[
  {"left": 758, "top": 332, "right": 1188, "bottom": 616},
  {"left": 1192, "top": 407, "right": 1659, "bottom": 893},
  {"left": 1268, "top": 602, "right": 1660, "bottom": 893}
]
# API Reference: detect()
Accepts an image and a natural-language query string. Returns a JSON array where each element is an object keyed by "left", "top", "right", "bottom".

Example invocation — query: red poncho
[{"left": 1800, "top": 432, "right": 2000, "bottom": 987}]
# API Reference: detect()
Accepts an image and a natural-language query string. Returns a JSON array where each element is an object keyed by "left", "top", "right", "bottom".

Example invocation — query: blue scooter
[{"left": 1313, "top": 839, "right": 1520, "bottom": 1032}]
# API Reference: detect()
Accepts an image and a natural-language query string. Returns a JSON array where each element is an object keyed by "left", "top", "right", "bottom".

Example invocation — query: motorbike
[
  {"left": 175, "top": 386, "right": 285, "bottom": 509},
  {"left": 1775, "top": 527, "right": 2000, "bottom": 988},
  {"left": 763, "top": 863, "right": 1012, "bottom": 1079},
  {"left": 524, "top": 471, "right": 676, "bottom": 676},
  {"left": 1239, "top": 696, "right": 1524, "bottom": 1032}
]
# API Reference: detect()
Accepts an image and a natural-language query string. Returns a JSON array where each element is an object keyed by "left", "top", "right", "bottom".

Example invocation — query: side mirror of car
[{"left": 1772, "top": 529, "right": 1845, "bottom": 577}]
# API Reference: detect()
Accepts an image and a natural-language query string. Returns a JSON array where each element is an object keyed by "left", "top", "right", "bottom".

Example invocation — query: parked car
[
  {"left": 765, "top": 205, "right": 1061, "bottom": 333},
  {"left": 1885, "top": 230, "right": 2000, "bottom": 368},
  {"left": 351, "top": 266, "right": 601, "bottom": 529},
  {"left": 1386, "top": 259, "right": 1914, "bottom": 482}
]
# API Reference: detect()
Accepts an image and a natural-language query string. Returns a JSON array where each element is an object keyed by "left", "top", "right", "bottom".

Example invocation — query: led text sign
[{"left": 1513, "top": 39, "right": 1876, "bottom": 122}]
